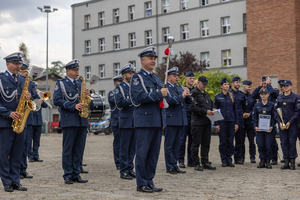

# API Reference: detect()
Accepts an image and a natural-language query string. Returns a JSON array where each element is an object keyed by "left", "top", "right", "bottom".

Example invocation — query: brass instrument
[
  {"left": 78, "top": 75, "right": 93, "bottom": 118},
  {"left": 36, "top": 88, "right": 53, "bottom": 109},
  {"left": 12, "top": 75, "right": 37, "bottom": 133},
  {"left": 276, "top": 108, "right": 286, "bottom": 129}
]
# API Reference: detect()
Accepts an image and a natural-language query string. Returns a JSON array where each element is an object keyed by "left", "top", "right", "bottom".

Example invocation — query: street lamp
[{"left": 37, "top": 6, "right": 58, "bottom": 136}]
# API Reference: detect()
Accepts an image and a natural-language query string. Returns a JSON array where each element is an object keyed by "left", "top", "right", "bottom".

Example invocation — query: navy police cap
[
  {"left": 259, "top": 88, "right": 269, "bottom": 94},
  {"left": 137, "top": 46, "right": 157, "bottom": 59},
  {"left": 112, "top": 75, "right": 123, "bottom": 82},
  {"left": 121, "top": 63, "right": 135, "bottom": 75},
  {"left": 65, "top": 59, "right": 80, "bottom": 70},
  {"left": 220, "top": 78, "right": 228, "bottom": 84},
  {"left": 232, "top": 76, "right": 241, "bottom": 82},
  {"left": 21, "top": 61, "right": 29, "bottom": 69},
  {"left": 262, "top": 76, "right": 267, "bottom": 82},
  {"left": 243, "top": 80, "right": 252, "bottom": 86},
  {"left": 278, "top": 80, "right": 285, "bottom": 86},
  {"left": 282, "top": 80, "right": 292, "bottom": 86},
  {"left": 3, "top": 52, "right": 23, "bottom": 63},
  {"left": 186, "top": 71, "right": 194, "bottom": 77},
  {"left": 167, "top": 67, "right": 179, "bottom": 76}
]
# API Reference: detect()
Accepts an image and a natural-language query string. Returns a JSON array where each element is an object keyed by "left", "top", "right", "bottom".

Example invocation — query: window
[
  {"left": 162, "top": 27, "right": 170, "bottom": 43},
  {"left": 114, "top": 63, "right": 120, "bottom": 76},
  {"left": 85, "top": 40, "right": 91, "bottom": 54},
  {"left": 99, "top": 12, "right": 105, "bottom": 26},
  {"left": 85, "top": 66, "right": 91, "bottom": 80},
  {"left": 162, "top": 0, "right": 170, "bottom": 13},
  {"left": 114, "top": 35, "right": 120, "bottom": 50},
  {"left": 181, "top": 0, "right": 188, "bottom": 10},
  {"left": 99, "top": 90, "right": 105, "bottom": 98},
  {"left": 243, "top": 13, "right": 247, "bottom": 32},
  {"left": 201, "top": 0, "right": 208, "bottom": 6},
  {"left": 145, "top": 2, "right": 152, "bottom": 17},
  {"left": 200, "top": 20, "right": 209, "bottom": 37},
  {"left": 201, "top": 52, "right": 210, "bottom": 67},
  {"left": 99, "top": 64, "right": 105, "bottom": 78},
  {"left": 145, "top": 30, "right": 152, "bottom": 45},
  {"left": 181, "top": 24, "right": 189, "bottom": 40},
  {"left": 222, "top": 17, "right": 230, "bottom": 34},
  {"left": 162, "top": 57, "right": 168, "bottom": 64},
  {"left": 222, "top": 0, "right": 230, "bottom": 2},
  {"left": 129, "top": 5, "right": 135, "bottom": 20},
  {"left": 99, "top": 38, "right": 105, "bottom": 52},
  {"left": 129, "top": 33, "right": 136, "bottom": 48},
  {"left": 244, "top": 47, "right": 247, "bottom": 66},
  {"left": 85, "top": 15, "right": 91, "bottom": 29},
  {"left": 129, "top": 61, "right": 136, "bottom": 68},
  {"left": 113, "top": 9, "right": 119, "bottom": 23},
  {"left": 222, "top": 50, "right": 231, "bottom": 67}
]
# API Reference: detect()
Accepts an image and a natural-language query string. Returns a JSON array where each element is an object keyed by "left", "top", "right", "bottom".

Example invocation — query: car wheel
[
  {"left": 94, "top": 132, "right": 99, "bottom": 135},
  {"left": 104, "top": 129, "right": 111, "bottom": 135}
]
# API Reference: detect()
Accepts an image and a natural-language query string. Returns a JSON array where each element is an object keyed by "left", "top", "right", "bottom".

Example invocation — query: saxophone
[
  {"left": 12, "top": 75, "right": 37, "bottom": 133},
  {"left": 78, "top": 75, "right": 93, "bottom": 118}
]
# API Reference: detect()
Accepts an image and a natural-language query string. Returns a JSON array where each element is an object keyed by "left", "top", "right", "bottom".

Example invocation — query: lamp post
[{"left": 37, "top": 6, "right": 58, "bottom": 136}]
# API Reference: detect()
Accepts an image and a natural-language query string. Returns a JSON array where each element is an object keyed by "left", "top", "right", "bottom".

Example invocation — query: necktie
[{"left": 12, "top": 74, "right": 17, "bottom": 83}]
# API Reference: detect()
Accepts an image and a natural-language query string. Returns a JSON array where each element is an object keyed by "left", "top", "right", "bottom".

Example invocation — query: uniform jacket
[
  {"left": 230, "top": 88, "right": 246, "bottom": 126},
  {"left": 190, "top": 87, "right": 213, "bottom": 126},
  {"left": 108, "top": 90, "right": 119, "bottom": 127},
  {"left": 214, "top": 92, "right": 239, "bottom": 126},
  {"left": 32, "top": 101, "right": 48, "bottom": 126},
  {"left": 130, "top": 68, "right": 166, "bottom": 128},
  {"left": 252, "top": 101, "right": 275, "bottom": 129},
  {"left": 115, "top": 81, "right": 134, "bottom": 128},
  {"left": 252, "top": 84, "right": 279, "bottom": 104},
  {"left": 243, "top": 92, "right": 256, "bottom": 127},
  {"left": 27, "top": 81, "right": 40, "bottom": 126},
  {"left": 53, "top": 76, "right": 93, "bottom": 128},
  {"left": 184, "top": 86, "right": 194, "bottom": 124},
  {"left": 165, "top": 82, "right": 188, "bottom": 126},
  {"left": 274, "top": 92, "right": 299, "bottom": 125}
]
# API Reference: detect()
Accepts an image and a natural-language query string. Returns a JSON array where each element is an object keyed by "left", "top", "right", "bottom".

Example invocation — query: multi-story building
[{"left": 72, "top": 0, "right": 247, "bottom": 101}]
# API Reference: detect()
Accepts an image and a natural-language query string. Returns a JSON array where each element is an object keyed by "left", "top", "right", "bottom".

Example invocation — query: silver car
[{"left": 90, "top": 111, "right": 112, "bottom": 135}]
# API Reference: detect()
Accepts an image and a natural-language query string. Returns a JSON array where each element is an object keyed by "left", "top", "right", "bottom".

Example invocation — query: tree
[
  {"left": 155, "top": 51, "right": 207, "bottom": 82},
  {"left": 44, "top": 61, "right": 65, "bottom": 76},
  {"left": 19, "top": 43, "right": 30, "bottom": 64}
]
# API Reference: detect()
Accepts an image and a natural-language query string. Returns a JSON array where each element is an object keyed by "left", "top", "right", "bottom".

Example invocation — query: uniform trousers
[
  {"left": 164, "top": 126, "right": 182, "bottom": 170},
  {"left": 178, "top": 123, "right": 193, "bottom": 165},
  {"left": 280, "top": 124, "right": 298, "bottom": 159},
  {"left": 0, "top": 128, "right": 25, "bottom": 186},
  {"left": 191, "top": 123, "right": 211, "bottom": 165},
  {"left": 119, "top": 128, "right": 136, "bottom": 174},
  {"left": 79, "top": 130, "right": 87, "bottom": 171},
  {"left": 62, "top": 127, "right": 86, "bottom": 179},
  {"left": 28, "top": 125, "right": 42, "bottom": 159},
  {"left": 243, "top": 125, "right": 256, "bottom": 160},
  {"left": 218, "top": 121, "right": 235, "bottom": 163},
  {"left": 234, "top": 122, "right": 244, "bottom": 161},
  {"left": 112, "top": 126, "right": 121, "bottom": 168},
  {"left": 135, "top": 127, "right": 162, "bottom": 187},
  {"left": 256, "top": 131, "right": 273, "bottom": 159},
  {"left": 20, "top": 125, "right": 32, "bottom": 174},
  {"left": 271, "top": 126, "right": 279, "bottom": 161}
]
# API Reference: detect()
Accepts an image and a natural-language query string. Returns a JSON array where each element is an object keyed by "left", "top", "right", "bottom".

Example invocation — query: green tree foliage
[
  {"left": 178, "top": 68, "right": 240, "bottom": 101},
  {"left": 19, "top": 43, "right": 30, "bottom": 64},
  {"left": 44, "top": 61, "right": 65, "bottom": 76}
]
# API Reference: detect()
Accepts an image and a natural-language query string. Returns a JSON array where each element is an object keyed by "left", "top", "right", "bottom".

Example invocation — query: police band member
[
  {"left": 274, "top": 80, "right": 299, "bottom": 170},
  {"left": 108, "top": 75, "right": 123, "bottom": 170},
  {"left": 0, "top": 52, "right": 31, "bottom": 192},
  {"left": 252, "top": 89, "right": 275, "bottom": 169},
  {"left": 178, "top": 71, "right": 194, "bottom": 168},
  {"left": 115, "top": 64, "right": 136, "bottom": 180},
  {"left": 130, "top": 46, "right": 167, "bottom": 193},
  {"left": 164, "top": 67, "right": 189, "bottom": 174},
  {"left": 53, "top": 59, "right": 92, "bottom": 184},
  {"left": 214, "top": 78, "right": 239, "bottom": 167},
  {"left": 242, "top": 80, "right": 256, "bottom": 163},
  {"left": 190, "top": 76, "right": 216, "bottom": 171}
]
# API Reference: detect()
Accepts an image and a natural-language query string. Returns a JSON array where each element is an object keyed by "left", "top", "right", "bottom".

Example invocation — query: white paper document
[
  {"left": 258, "top": 114, "right": 271, "bottom": 131},
  {"left": 207, "top": 109, "right": 224, "bottom": 122}
]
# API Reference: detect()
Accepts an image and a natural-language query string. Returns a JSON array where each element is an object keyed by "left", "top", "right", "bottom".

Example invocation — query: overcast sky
[{"left": 0, "top": 0, "right": 84, "bottom": 72}]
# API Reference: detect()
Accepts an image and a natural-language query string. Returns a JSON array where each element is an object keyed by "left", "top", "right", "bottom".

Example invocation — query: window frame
[
  {"left": 99, "top": 38, "right": 105, "bottom": 52},
  {"left": 162, "top": 27, "right": 170, "bottom": 43},
  {"left": 85, "top": 66, "right": 91, "bottom": 80},
  {"left": 129, "top": 33, "right": 136, "bottom": 48},
  {"left": 99, "top": 12, "right": 105, "bottom": 26},
  {"left": 129, "top": 61, "right": 136, "bottom": 68},
  {"left": 114, "top": 63, "right": 121, "bottom": 76},
  {"left": 181, "top": 0, "right": 189, "bottom": 10},
  {"left": 200, "top": 20, "right": 209, "bottom": 37},
  {"left": 181, "top": 24, "right": 189, "bottom": 40},
  {"left": 243, "top": 13, "right": 247, "bottom": 32},
  {"left": 201, "top": 52, "right": 210, "bottom": 67},
  {"left": 85, "top": 15, "right": 91, "bottom": 29},
  {"left": 99, "top": 64, "right": 105, "bottom": 78},
  {"left": 145, "top": 30, "right": 153, "bottom": 45},
  {"left": 162, "top": 0, "right": 170, "bottom": 13},
  {"left": 99, "top": 90, "right": 106, "bottom": 98},
  {"left": 222, "top": 17, "right": 231, "bottom": 35},
  {"left": 129, "top": 5, "right": 135, "bottom": 20},
  {"left": 113, "top": 8, "right": 120, "bottom": 23},
  {"left": 145, "top": 2, "right": 152, "bottom": 17},
  {"left": 222, "top": 50, "right": 231, "bottom": 67},
  {"left": 201, "top": 0, "right": 208, "bottom": 6},
  {"left": 114, "top": 35, "right": 120, "bottom": 50},
  {"left": 85, "top": 40, "right": 91, "bottom": 54}
]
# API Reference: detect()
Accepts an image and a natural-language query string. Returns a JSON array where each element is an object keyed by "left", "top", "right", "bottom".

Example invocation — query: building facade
[{"left": 72, "top": 0, "right": 247, "bottom": 101}]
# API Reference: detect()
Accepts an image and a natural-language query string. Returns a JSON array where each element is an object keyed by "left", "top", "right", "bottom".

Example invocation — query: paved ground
[{"left": 1, "top": 133, "right": 300, "bottom": 200}]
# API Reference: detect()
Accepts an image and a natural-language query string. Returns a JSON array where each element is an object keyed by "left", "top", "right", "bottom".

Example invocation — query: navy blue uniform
[
  {"left": 252, "top": 102, "right": 275, "bottom": 159},
  {"left": 130, "top": 68, "right": 166, "bottom": 187},
  {"left": 108, "top": 90, "right": 121, "bottom": 169},
  {"left": 115, "top": 81, "right": 136, "bottom": 175},
  {"left": 243, "top": 92, "right": 256, "bottom": 161},
  {"left": 53, "top": 76, "right": 93, "bottom": 180},
  {"left": 214, "top": 92, "right": 238, "bottom": 164},
  {"left": 274, "top": 92, "right": 299, "bottom": 160},
  {"left": 164, "top": 82, "right": 188, "bottom": 171}
]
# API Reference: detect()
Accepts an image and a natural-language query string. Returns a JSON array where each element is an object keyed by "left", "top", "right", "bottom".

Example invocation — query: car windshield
[{"left": 103, "top": 113, "right": 110, "bottom": 121}]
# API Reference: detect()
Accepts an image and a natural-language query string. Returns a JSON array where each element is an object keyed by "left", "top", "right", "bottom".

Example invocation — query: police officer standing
[
  {"left": 0, "top": 52, "right": 31, "bottom": 192},
  {"left": 53, "top": 59, "right": 92, "bottom": 184},
  {"left": 178, "top": 71, "right": 194, "bottom": 168},
  {"left": 242, "top": 80, "right": 256, "bottom": 163},
  {"left": 108, "top": 75, "right": 123, "bottom": 170},
  {"left": 115, "top": 64, "right": 136, "bottom": 180},
  {"left": 190, "top": 76, "right": 216, "bottom": 171},
  {"left": 130, "top": 46, "right": 167, "bottom": 193}
]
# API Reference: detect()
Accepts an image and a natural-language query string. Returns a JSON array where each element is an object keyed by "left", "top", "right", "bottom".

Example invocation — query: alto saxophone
[
  {"left": 12, "top": 75, "right": 37, "bottom": 133},
  {"left": 78, "top": 75, "right": 93, "bottom": 118}
]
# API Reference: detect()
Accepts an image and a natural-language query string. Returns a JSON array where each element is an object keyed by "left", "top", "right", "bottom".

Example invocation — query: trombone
[{"left": 36, "top": 89, "right": 53, "bottom": 109}]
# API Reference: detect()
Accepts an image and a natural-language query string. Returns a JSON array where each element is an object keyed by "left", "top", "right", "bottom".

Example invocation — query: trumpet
[{"left": 36, "top": 89, "right": 53, "bottom": 109}]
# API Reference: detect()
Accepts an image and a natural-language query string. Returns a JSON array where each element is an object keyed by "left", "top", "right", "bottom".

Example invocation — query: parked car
[
  {"left": 51, "top": 121, "right": 62, "bottom": 133},
  {"left": 90, "top": 110, "right": 111, "bottom": 135}
]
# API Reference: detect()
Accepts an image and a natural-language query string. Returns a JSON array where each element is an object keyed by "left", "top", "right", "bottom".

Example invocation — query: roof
[
  {"left": 71, "top": 0, "right": 104, "bottom": 8},
  {"left": 34, "top": 72, "right": 63, "bottom": 80}
]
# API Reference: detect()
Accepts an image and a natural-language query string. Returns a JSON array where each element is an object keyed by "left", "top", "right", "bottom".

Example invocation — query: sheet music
[{"left": 207, "top": 109, "right": 224, "bottom": 122}]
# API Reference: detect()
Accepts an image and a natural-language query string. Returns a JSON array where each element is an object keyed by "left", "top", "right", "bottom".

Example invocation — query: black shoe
[
  {"left": 137, "top": 185, "right": 153, "bottom": 193},
  {"left": 33, "top": 158, "right": 43, "bottom": 162},
  {"left": 257, "top": 159, "right": 266, "bottom": 168},
  {"left": 175, "top": 168, "right": 186, "bottom": 173},
  {"left": 187, "top": 163, "right": 194, "bottom": 167},
  {"left": 221, "top": 163, "right": 227, "bottom": 167},
  {"left": 82, "top": 163, "right": 87, "bottom": 166},
  {"left": 4, "top": 184, "right": 13, "bottom": 192},
  {"left": 202, "top": 162, "right": 216, "bottom": 170},
  {"left": 194, "top": 165, "right": 204, "bottom": 171},
  {"left": 242, "top": 158, "right": 245, "bottom": 163},
  {"left": 128, "top": 172, "right": 136, "bottom": 178},
  {"left": 297, "top": 163, "right": 300, "bottom": 167},
  {"left": 80, "top": 170, "right": 89, "bottom": 174},
  {"left": 12, "top": 183, "right": 27, "bottom": 191},
  {"left": 116, "top": 166, "right": 120, "bottom": 170},
  {"left": 250, "top": 159, "right": 256, "bottom": 163},
  {"left": 281, "top": 159, "right": 290, "bottom": 170},
  {"left": 64, "top": 178, "right": 73, "bottom": 184},
  {"left": 290, "top": 159, "right": 296, "bottom": 170},
  {"left": 280, "top": 159, "right": 285, "bottom": 163},
  {"left": 20, "top": 174, "right": 24, "bottom": 179},
  {"left": 120, "top": 173, "right": 133, "bottom": 180},
  {"left": 166, "top": 169, "right": 177, "bottom": 174},
  {"left": 227, "top": 163, "right": 235, "bottom": 167},
  {"left": 149, "top": 184, "right": 163, "bottom": 192},
  {"left": 72, "top": 176, "right": 88, "bottom": 183},
  {"left": 29, "top": 158, "right": 34, "bottom": 162},
  {"left": 271, "top": 160, "right": 278, "bottom": 165},
  {"left": 21, "top": 172, "right": 33, "bottom": 178},
  {"left": 266, "top": 159, "right": 272, "bottom": 169},
  {"left": 179, "top": 162, "right": 185, "bottom": 168},
  {"left": 234, "top": 160, "right": 243, "bottom": 165}
]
